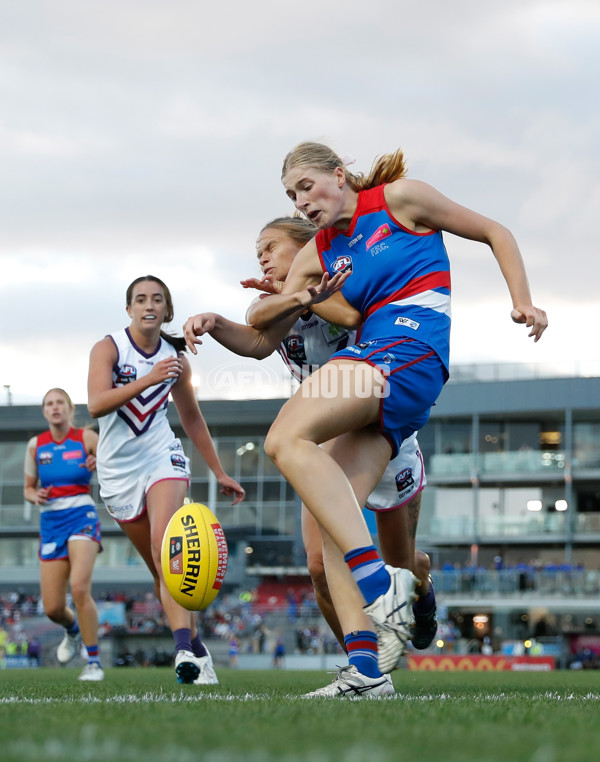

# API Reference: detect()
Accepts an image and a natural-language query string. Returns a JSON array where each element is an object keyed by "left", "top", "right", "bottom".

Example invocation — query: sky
[{"left": 1, "top": 0, "right": 599, "bottom": 405}]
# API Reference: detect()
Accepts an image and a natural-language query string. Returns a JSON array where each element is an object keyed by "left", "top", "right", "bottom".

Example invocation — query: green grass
[{"left": 1, "top": 668, "right": 599, "bottom": 761}]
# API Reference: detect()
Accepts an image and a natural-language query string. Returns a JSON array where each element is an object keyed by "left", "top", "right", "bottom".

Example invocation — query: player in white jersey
[
  {"left": 183, "top": 218, "right": 437, "bottom": 697},
  {"left": 88, "top": 275, "right": 245, "bottom": 685}
]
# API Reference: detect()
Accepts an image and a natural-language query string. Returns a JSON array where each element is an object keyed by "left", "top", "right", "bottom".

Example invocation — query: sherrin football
[{"left": 160, "top": 502, "right": 228, "bottom": 611}]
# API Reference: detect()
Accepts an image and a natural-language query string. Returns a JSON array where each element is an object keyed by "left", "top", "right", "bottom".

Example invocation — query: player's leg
[
  {"left": 67, "top": 538, "right": 104, "bottom": 680},
  {"left": 301, "top": 504, "right": 345, "bottom": 648},
  {"left": 40, "top": 558, "right": 73, "bottom": 628},
  {"left": 305, "top": 428, "right": 407, "bottom": 698},
  {"left": 40, "top": 558, "right": 82, "bottom": 664},
  {"left": 266, "top": 359, "right": 418, "bottom": 674},
  {"left": 376, "top": 499, "right": 437, "bottom": 649},
  {"left": 264, "top": 359, "right": 384, "bottom": 555}
]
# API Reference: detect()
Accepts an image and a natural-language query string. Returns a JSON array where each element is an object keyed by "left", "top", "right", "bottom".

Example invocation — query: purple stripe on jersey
[
  {"left": 133, "top": 382, "right": 171, "bottom": 406},
  {"left": 125, "top": 327, "right": 162, "bottom": 359},
  {"left": 116, "top": 408, "right": 156, "bottom": 436}
]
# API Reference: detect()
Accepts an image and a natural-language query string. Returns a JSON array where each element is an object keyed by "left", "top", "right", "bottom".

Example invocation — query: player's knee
[
  {"left": 70, "top": 580, "right": 91, "bottom": 608},
  {"left": 414, "top": 549, "right": 431, "bottom": 582},
  {"left": 43, "top": 602, "right": 65, "bottom": 622},
  {"left": 264, "top": 426, "right": 284, "bottom": 463}
]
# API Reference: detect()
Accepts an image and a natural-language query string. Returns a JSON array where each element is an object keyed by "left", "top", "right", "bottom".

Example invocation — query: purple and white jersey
[
  {"left": 248, "top": 295, "right": 355, "bottom": 383},
  {"left": 96, "top": 329, "right": 181, "bottom": 484}
]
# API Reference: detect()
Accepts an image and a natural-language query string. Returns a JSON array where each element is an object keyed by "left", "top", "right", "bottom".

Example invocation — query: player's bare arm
[
  {"left": 385, "top": 179, "right": 548, "bottom": 342},
  {"left": 87, "top": 337, "right": 183, "bottom": 418}
]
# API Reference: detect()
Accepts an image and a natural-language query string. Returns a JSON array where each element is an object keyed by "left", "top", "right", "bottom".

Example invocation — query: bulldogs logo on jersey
[
  {"left": 332, "top": 255, "right": 353, "bottom": 274},
  {"left": 395, "top": 468, "right": 414, "bottom": 493},
  {"left": 284, "top": 334, "right": 307, "bottom": 364},
  {"left": 117, "top": 364, "right": 137, "bottom": 384}
]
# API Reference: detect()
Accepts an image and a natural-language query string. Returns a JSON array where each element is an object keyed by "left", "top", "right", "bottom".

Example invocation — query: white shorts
[
  {"left": 365, "top": 433, "right": 426, "bottom": 512},
  {"left": 100, "top": 439, "right": 190, "bottom": 523}
]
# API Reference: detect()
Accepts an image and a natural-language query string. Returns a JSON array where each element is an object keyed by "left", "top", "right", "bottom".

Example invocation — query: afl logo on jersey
[
  {"left": 117, "top": 364, "right": 137, "bottom": 384},
  {"left": 284, "top": 335, "right": 306, "bottom": 364},
  {"left": 39, "top": 452, "right": 53, "bottom": 466},
  {"left": 332, "top": 255, "right": 352, "bottom": 274}
]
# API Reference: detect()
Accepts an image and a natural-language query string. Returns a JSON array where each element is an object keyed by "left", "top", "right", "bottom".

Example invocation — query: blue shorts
[
  {"left": 39, "top": 504, "right": 102, "bottom": 561},
  {"left": 331, "top": 338, "right": 447, "bottom": 459}
]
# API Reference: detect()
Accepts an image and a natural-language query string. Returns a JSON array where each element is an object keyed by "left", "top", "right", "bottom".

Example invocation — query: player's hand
[
  {"left": 510, "top": 305, "right": 548, "bottom": 342},
  {"left": 35, "top": 486, "right": 52, "bottom": 505},
  {"left": 81, "top": 454, "right": 97, "bottom": 472},
  {"left": 183, "top": 313, "right": 217, "bottom": 355},
  {"left": 240, "top": 276, "right": 284, "bottom": 294},
  {"left": 218, "top": 475, "right": 246, "bottom": 506},
  {"left": 146, "top": 356, "right": 183, "bottom": 383},
  {"left": 301, "top": 269, "right": 351, "bottom": 306}
]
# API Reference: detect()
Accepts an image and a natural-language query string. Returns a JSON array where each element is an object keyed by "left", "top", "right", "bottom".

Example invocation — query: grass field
[{"left": 1, "top": 667, "right": 599, "bottom": 761}]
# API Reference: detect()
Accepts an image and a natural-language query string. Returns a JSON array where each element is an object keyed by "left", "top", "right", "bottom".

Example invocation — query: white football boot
[
  {"left": 363, "top": 565, "right": 419, "bottom": 673},
  {"left": 193, "top": 649, "right": 219, "bottom": 685},
  {"left": 78, "top": 663, "right": 105, "bottom": 681},
  {"left": 57, "top": 631, "right": 82, "bottom": 664},
  {"left": 175, "top": 650, "right": 203, "bottom": 684},
  {"left": 303, "top": 666, "right": 395, "bottom": 699}
]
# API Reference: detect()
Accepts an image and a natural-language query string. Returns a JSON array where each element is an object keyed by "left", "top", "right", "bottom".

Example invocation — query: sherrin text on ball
[{"left": 161, "top": 502, "right": 228, "bottom": 610}]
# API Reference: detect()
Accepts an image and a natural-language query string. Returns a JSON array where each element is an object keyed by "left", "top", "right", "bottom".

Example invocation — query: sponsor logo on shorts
[
  {"left": 117, "top": 364, "right": 137, "bottom": 383},
  {"left": 41, "top": 542, "right": 57, "bottom": 556},
  {"left": 170, "top": 453, "right": 186, "bottom": 471},
  {"left": 169, "top": 442, "right": 183, "bottom": 451},
  {"left": 39, "top": 452, "right": 53, "bottom": 466},
  {"left": 107, "top": 503, "right": 134, "bottom": 517},
  {"left": 332, "top": 255, "right": 352, "bottom": 273},
  {"left": 394, "top": 316, "right": 420, "bottom": 330},
  {"left": 169, "top": 536, "right": 183, "bottom": 575},
  {"left": 179, "top": 514, "right": 203, "bottom": 598},
  {"left": 395, "top": 468, "right": 414, "bottom": 493}
]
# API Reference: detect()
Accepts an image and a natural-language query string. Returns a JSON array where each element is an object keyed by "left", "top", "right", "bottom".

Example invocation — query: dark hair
[
  {"left": 258, "top": 216, "right": 317, "bottom": 248},
  {"left": 281, "top": 141, "right": 407, "bottom": 191},
  {"left": 126, "top": 275, "right": 187, "bottom": 353}
]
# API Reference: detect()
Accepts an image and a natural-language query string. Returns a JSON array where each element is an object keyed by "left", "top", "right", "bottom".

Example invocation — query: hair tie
[{"left": 341, "top": 154, "right": 356, "bottom": 167}]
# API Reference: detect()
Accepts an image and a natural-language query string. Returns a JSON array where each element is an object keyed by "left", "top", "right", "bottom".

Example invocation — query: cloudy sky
[{"left": 1, "top": 0, "right": 598, "bottom": 405}]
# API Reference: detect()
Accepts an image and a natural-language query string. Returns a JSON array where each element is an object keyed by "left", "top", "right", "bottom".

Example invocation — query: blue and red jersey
[
  {"left": 315, "top": 184, "right": 451, "bottom": 371},
  {"left": 36, "top": 427, "right": 92, "bottom": 507}
]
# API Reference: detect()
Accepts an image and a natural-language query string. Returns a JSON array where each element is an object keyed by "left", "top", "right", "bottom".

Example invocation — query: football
[{"left": 160, "top": 502, "right": 229, "bottom": 611}]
